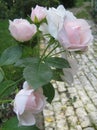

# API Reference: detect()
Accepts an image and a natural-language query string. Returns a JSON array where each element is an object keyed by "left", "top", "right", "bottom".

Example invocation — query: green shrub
[
  {"left": 0, "top": 0, "right": 61, "bottom": 19},
  {"left": 60, "top": 0, "right": 76, "bottom": 8},
  {"left": 0, "top": 1, "right": 9, "bottom": 19}
]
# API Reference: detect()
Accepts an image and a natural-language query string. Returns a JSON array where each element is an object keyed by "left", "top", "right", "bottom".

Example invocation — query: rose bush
[
  {"left": 14, "top": 81, "right": 46, "bottom": 126},
  {"left": 0, "top": 4, "right": 93, "bottom": 130}
]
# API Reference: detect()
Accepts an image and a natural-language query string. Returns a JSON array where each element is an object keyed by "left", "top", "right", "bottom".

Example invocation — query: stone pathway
[{"left": 42, "top": 11, "right": 97, "bottom": 130}]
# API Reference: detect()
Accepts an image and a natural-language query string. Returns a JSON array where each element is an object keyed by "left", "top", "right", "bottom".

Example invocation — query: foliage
[
  {"left": 0, "top": 0, "right": 61, "bottom": 19},
  {"left": 0, "top": 1, "right": 9, "bottom": 19},
  {"left": 75, "top": 0, "right": 84, "bottom": 7},
  {"left": 60, "top": 0, "right": 76, "bottom": 8},
  {"left": 76, "top": 10, "right": 91, "bottom": 19}
]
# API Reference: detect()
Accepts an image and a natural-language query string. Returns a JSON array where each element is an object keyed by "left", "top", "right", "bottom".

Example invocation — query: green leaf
[
  {"left": 0, "top": 67, "right": 4, "bottom": 83},
  {"left": 23, "top": 62, "right": 53, "bottom": 89},
  {"left": 0, "top": 80, "right": 15, "bottom": 99},
  {"left": 2, "top": 116, "right": 40, "bottom": 130},
  {"left": 0, "top": 45, "right": 22, "bottom": 66},
  {"left": 45, "top": 57, "right": 70, "bottom": 69},
  {"left": 43, "top": 83, "right": 55, "bottom": 103},
  {"left": 15, "top": 57, "right": 40, "bottom": 67}
]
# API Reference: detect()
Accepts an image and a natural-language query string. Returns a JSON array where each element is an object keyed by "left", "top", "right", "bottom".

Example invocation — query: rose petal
[
  {"left": 18, "top": 111, "right": 36, "bottom": 126},
  {"left": 14, "top": 89, "right": 33, "bottom": 115}
]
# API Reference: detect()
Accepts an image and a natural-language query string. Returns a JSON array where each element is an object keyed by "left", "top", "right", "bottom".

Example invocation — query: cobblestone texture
[{"left": 42, "top": 7, "right": 97, "bottom": 130}]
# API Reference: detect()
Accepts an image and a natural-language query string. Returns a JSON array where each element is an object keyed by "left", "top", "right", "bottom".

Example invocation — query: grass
[
  {"left": 75, "top": 0, "right": 84, "bottom": 7},
  {"left": 75, "top": 1, "right": 92, "bottom": 20},
  {"left": 75, "top": 0, "right": 91, "bottom": 7},
  {"left": 76, "top": 10, "right": 91, "bottom": 19}
]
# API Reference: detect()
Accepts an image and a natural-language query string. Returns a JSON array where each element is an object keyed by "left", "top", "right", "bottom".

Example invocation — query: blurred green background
[{"left": 0, "top": 0, "right": 91, "bottom": 19}]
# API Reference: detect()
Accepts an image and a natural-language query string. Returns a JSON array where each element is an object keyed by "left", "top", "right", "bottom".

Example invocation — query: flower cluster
[
  {"left": 8, "top": 5, "right": 93, "bottom": 127},
  {"left": 9, "top": 5, "right": 93, "bottom": 51}
]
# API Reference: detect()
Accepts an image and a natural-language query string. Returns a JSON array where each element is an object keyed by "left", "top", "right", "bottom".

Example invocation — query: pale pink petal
[
  {"left": 14, "top": 89, "right": 33, "bottom": 115},
  {"left": 18, "top": 111, "right": 36, "bottom": 126},
  {"left": 58, "top": 27, "right": 70, "bottom": 48},
  {"left": 9, "top": 19, "right": 37, "bottom": 42},
  {"left": 65, "top": 23, "right": 80, "bottom": 45},
  {"left": 25, "top": 92, "right": 46, "bottom": 113},
  {"left": 31, "top": 5, "right": 47, "bottom": 22},
  {"left": 25, "top": 93, "right": 36, "bottom": 110},
  {"left": 39, "top": 23, "right": 49, "bottom": 34},
  {"left": 33, "top": 92, "right": 46, "bottom": 113}
]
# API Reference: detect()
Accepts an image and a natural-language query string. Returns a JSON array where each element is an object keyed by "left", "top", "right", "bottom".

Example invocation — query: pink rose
[
  {"left": 39, "top": 5, "right": 76, "bottom": 39},
  {"left": 13, "top": 81, "right": 46, "bottom": 126},
  {"left": 31, "top": 5, "right": 47, "bottom": 23},
  {"left": 58, "top": 19, "right": 93, "bottom": 51},
  {"left": 9, "top": 19, "right": 37, "bottom": 42}
]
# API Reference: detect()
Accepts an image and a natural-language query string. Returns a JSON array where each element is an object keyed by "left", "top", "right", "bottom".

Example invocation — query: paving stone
[
  {"left": 83, "top": 127, "right": 95, "bottom": 130},
  {"left": 76, "top": 125, "right": 82, "bottom": 130},
  {"left": 45, "top": 127, "right": 54, "bottom": 130},
  {"left": 52, "top": 82, "right": 57, "bottom": 89},
  {"left": 78, "top": 91, "right": 91, "bottom": 105},
  {"left": 56, "top": 119, "right": 68, "bottom": 129},
  {"left": 52, "top": 102, "right": 62, "bottom": 112},
  {"left": 67, "top": 87, "right": 77, "bottom": 94},
  {"left": 89, "top": 112, "right": 97, "bottom": 125},
  {"left": 80, "top": 116, "right": 91, "bottom": 128},
  {"left": 76, "top": 108, "right": 91, "bottom": 128},
  {"left": 92, "top": 98, "right": 97, "bottom": 107},
  {"left": 45, "top": 103, "right": 53, "bottom": 111},
  {"left": 44, "top": 116, "right": 56, "bottom": 127},
  {"left": 55, "top": 112, "right": 66, "bottom": 120},
  {"left": 60, "top": 93, "right": 69, "bottom": 105},
  {"left": 67, "top": 116, "right": 78, "bottom": 126},
  {"left": 56, "top": 81, "right": 66, "bottom": 92},
  {"left": 73, "top": 100, "right": 84, "bottom": 108},
  {"left": 52, "top": 89, "right": 60, "bottom": 102},
  {"left": 84, "top": 84, "right": 94, "bottom": 91},
  {"left": 43, "top": 109, "right": 54, "bottom": 116},
  {"left": 85, "top": 103, "right": 97, "bottom": 113},
  {"left": 65, "top": 106, "right": 75, "bottom": 117},
  {"left": 70, "top": 127, "right": 77, "bottom": 130},
  {"left": 56, "top": 126, "right": 68, "bottom": 130}
]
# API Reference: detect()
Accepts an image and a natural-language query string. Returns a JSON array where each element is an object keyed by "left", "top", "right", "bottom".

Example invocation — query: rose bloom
[
  {"left": 58, "top": 18, "right": 93, "bottom": 51},
  {"left": 31, "top": 5, "right": 47, "bottom": 23},
  {"left": 39, "top": 5, "right": 76, "bottom": 39},
  {"left": 13, "top": 81, "right": 46, "bottom": 126},
  {"left": 9, "top": 19, "right": 37, "bottom": 42}
]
